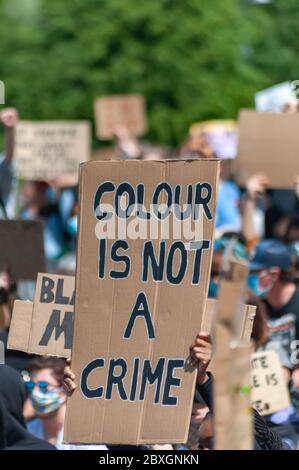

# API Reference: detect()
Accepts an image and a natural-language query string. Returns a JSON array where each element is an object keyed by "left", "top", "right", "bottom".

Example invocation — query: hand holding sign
[
  {"left": 245, "top": 173, "right": 268, "bottom": 200},
  {"left": 0, "top": 107, "right": 19, "bottom": 127},
  {"left": 63, "top": 359, "right": 76, "bottom": 396},
  {"left": 189, "top": 332, "right": 212, "bottom": 385}
]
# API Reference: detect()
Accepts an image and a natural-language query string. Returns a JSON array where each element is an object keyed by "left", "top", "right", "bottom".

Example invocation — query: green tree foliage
[{"left": 0, "top": 0, "right": 298, "bottom": 145}]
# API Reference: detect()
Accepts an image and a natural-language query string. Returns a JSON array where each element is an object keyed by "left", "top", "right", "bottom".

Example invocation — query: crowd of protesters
[{"left": 1, "top": 105, "right": 299, "bottom": 450}]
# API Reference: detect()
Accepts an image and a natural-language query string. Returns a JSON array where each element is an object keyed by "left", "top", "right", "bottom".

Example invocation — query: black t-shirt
[
  {"left": 263, "top": 288, "right": 299, "bottom": 339},
  {"left": 263, "top": 288, "right": 299, "bottom": 370},
  {"left": 265, "top": 189, "right": 299, "bottom": 238}
]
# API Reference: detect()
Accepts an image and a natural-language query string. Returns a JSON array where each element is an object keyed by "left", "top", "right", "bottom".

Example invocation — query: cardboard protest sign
[
  {"left": 237, "top": 110, "right": 299, "bottom": 189},
  {"left": 94, "top": 94, "right": 147, "bottom": 139},
  {"left": 251, "top": 351, "right": 290, "bottom": 416},
  {"left": 64, "top": 159, "right": 220, "bottom": 445},
  {"left": 201, "top": 298, "right": 256, "bottom": 343},
  {"left": 8, "top": 295, "right": 254, "bottom": 361},
  {"left": 213, "top": 258, "right": 253, "bottom": 450},
  {"left": 7, "top": 300, "right": 33, "bottom": 352},
  {"left": 8, "top": 273, "right": 75, "bottom": 358},
  {"left": 15, "top": 121, "right": 91, "bottom": 180},
  {"left": 240, "top": 304, "right": 256, "bottom": 345},
  {"left": 201, "top": 298, "right": 216, "bottom": 333},
  {"left": 0, "top": 220, "right": 45, "bottom": 281},
  {"left": 230, "top": 345, "right": 253, "bottom": 449}
]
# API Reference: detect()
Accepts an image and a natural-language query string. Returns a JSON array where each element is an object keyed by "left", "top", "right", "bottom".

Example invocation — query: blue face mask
[
  {"left": 209, "top": 279, "right": 218, "bottom": 298},
  {"left": 247, "top": 272, "right": 270, "bottom": 297},
  {"left": 30, "top": 388, "right": 65, "bottom": 417}
]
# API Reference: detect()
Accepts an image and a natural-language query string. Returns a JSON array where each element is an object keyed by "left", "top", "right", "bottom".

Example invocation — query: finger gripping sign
[{"left": 64, "top": 159, "right": 220, "bottom": 445}]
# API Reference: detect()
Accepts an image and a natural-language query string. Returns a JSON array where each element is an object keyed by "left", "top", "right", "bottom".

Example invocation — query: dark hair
[
  {"left": 279, "top": 268, "right": 294, "bottom": 283},
  {"left": 29, "top": 356, "right": 66, "bottom": 386}
]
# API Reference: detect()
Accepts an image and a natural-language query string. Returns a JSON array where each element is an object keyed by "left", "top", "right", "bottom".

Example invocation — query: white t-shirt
[{"left": 28, "top": 418, "right": 108, "bottom": 450}]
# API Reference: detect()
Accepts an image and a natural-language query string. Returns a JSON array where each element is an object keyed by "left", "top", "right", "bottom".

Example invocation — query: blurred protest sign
[
  {"left": 237, "top": 110, "right": 299, "bottom": 189},
  {"left": 213, "top": 256, "right": 253, "bottom": 450},
  {"left": 190, "top": 120, "right": 238, "bottom": 159},
  {"left": 8, "top": 273, "right": 75, "bottom": 358},
  {"left": 201, "top": 298, "right": 256, "bottom": 344},
  {"left": 64, "top": 159, "right": 220, "bottom": 445},
  {"left": 94, "top": 94, "right": 147, "bottom": 140},
  {"left": 251, "top": 351, "right": 290, "bottom": 416},
  {"left": 0, "top": 220, "right": 45, "bottom": 281},
  {"left": 15, "top": 121, "right": 91, "bottom": 180},
  {"left": 240, "top": 304, "right": 256, "bottom": 345},
  {"left": 255, "top": 81, "right": 295, "bottom": 113}
]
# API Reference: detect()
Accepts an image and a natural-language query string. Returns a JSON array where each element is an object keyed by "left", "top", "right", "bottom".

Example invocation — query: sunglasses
[{"left": 25, "top": 380, "right": 60, "bottom": 393}]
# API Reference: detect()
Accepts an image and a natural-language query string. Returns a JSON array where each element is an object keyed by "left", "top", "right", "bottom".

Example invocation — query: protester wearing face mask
[
  {"left": 26, "top": 356, "right": 107, "bottom": 450},
  {"left": 0, "top": 365, "right": 55, "bottom": 450},
  {"left": 248, "top": 240, "right": 298, "bottom": 333},
  {"left": 248, "top": 239, "right": 299, "bottom": 392}
]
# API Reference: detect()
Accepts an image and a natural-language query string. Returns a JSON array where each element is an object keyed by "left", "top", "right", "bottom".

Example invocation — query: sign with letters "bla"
[
  {"left": 64, "top": 159, "right": 220, "bottom": 445},
  {"left": 8, "top": 273, "right": 74, "bottom": 358}
]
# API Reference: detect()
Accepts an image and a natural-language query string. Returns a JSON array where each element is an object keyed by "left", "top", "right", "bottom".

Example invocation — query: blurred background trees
[{"left": 0, "top": 0, "right": 298, "bottom": 145}]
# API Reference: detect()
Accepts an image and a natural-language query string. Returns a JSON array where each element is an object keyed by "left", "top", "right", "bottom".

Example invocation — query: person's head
[
  {"left": 0, "top": 365, "right": 56, "bottom": 450},
  {"left": 27, "top": 356, "right": 66, "bottom": 419},
  {"left": 248, "top": 239, "right": 293, "bottom": 297}
]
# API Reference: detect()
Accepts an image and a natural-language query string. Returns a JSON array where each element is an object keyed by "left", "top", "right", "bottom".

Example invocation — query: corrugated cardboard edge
[
  {"left": 7, "top": 300, "right": 33, "bottom": 352},
  {"left": 214, "top": 260, "right": 252, "bottom": 450},
  {"left": 64, "top": 161, "right": 86, "bottom": 443}
]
